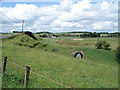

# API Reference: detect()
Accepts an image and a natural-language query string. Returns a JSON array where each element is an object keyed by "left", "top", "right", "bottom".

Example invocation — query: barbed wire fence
[{"left": 2, "top": 56, "right": 73, "bottom": 88}]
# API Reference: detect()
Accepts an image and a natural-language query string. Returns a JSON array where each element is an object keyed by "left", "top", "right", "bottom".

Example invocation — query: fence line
[
  {"left": 29, "top": 72, "right": 58, "bottom": 88},
  {"left": 7, "top": 59, "right": 25, "bottom": 70},
  {"left": 6, "top": 59, "right": 73, "bottom": 88},
  {"left": 7, "top": 61, "right": 25, "bottom": 73},
  {"left": 30, "top": 71, "right": 72, "bottom": 88}
]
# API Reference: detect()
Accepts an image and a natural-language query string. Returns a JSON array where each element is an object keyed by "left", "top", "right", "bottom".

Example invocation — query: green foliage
[
  {"left": 95, "top": 40, "right": 111, "bottom": 50},
  {"left": 81, "top": 32, "right": 100, "bottom": 38},
  {"left": 95, "top": 41, "right": 106, "bottom": 49},
  {"left": 103, "top": 42, "right": 111, "bottom": 50},
  {"left": 115, "top": 47, "right": 120, "bottom": 63}
]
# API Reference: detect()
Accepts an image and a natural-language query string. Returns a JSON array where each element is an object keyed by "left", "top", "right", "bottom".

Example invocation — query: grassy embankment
[{"left": 2, "top": 34, "right": 118, "bottom": 88}]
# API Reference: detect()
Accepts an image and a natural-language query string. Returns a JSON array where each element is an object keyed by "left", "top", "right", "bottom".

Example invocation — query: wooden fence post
[
  {"left": 2, "top": 57, "right": 7, "bottom": 74},
  {"left": 24, "top": 66, "right": 30, "bottom": 87}
]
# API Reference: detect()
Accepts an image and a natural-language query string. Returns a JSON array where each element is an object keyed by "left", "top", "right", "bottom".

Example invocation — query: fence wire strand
[
  {"left": 7, "top": 59, "right": 25, "bottom": 70},
  {"left": 7, "top": 60, "right": 25, "bottom": 73},
  {"left": 5, "top": 59, "right": 73, "bottom": 88},
  {"left": 30, "top": 71, "right": 72, "bottom": 88}
]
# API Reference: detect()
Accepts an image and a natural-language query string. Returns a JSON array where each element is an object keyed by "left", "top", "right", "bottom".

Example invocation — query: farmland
[{"left": 2, "top": 33, "right": 118, "bottom": 88}]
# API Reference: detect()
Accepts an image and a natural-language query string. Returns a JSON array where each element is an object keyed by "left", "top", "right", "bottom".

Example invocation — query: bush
[
  {"left": 103, "top": 43, "right": 111, "bottom": 50},
  {"left": 95, "top": 41, "right": 106, "bottom": 49},
  {"left": 115, "top": 47, "right": 120, "bottom": 63},
  {"left": 95, "top": 40, "right": 111, "bottom": 50}
]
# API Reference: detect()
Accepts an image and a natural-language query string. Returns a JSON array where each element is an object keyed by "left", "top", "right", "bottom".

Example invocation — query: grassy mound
[{"left": 13, "top": 34, "right": 46, "bottom": 48}]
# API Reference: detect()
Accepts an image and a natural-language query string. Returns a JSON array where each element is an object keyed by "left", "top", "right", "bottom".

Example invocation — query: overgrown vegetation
[{"left": 95, "top": 40, "right": 111, "bottom": 50}]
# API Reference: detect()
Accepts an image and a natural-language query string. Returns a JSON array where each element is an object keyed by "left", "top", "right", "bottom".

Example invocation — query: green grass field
[{"left": 2, "top": 34, "right": 118, "bottom": 88}]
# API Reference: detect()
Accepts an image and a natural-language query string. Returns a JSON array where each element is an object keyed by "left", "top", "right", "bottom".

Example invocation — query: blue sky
[
  {"left": 1, "top": 1, "right": 98, "bottom": 8},
  {"left": 1, "top": 0, "right": 118, "bottom": 8},
  {"left": 1, "top": 0, "right": 119, "bottom": 2},
  {"left": 1, "top": 2, "right": 59, "bottom": 7},
  {"left": 0, "top": 0, "right": 118, "bottom": 33}
]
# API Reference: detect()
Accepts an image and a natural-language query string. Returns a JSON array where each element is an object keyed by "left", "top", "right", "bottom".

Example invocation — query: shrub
[
  {"left": 115, "top": 47, "right": 120, "bottom": 63},
  {"left": 95, "top": 40, "right": 111, "bottom": 50},
  {"left": 95, "top": 41, "right": 106, "bottom": 49},
  {"left": 103, "top": 43, "right": 111, "bottom": 50}
]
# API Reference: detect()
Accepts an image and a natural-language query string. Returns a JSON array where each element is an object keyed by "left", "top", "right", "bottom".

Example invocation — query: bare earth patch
[{"left": 70, "top": 39, "right": 83, "bottom": 40}]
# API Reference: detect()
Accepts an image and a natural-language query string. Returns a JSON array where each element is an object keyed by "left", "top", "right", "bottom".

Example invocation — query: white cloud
[
  {"left": 93, "top": 23, "right": 103, "bottom": 30},
  {"left": 58, "top": 0, "right": 73, "bottom": 11},
  {"left": 61, "top": 22, "right": 83, "bottom": 28},
  {"left": 0, "top": 0, "right": 118, "bottom": 33},
  {"left": 100, "top": 1, "right": 109, "bottom": 10},
  {"left": 93, "top": 21, "right": 116, "bottom": 31},
  {"left": 1, "top": 4, "right": 38, "bottom": 20},
  {"left": 14, "top": 23, "right": 22, "bottom": 26}
]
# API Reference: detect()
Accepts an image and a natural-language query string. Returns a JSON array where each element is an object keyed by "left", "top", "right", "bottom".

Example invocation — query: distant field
[
  {"left": 0, "top": 33, "right": 12, "bottom": 37},
  {"left": 1, "top": 33, "right": 12, "bottom": 35},
  {"left": 56, "top": 37, "right": 118, "bottom": 50},
  {"left": 2, "top": 34, "right": 118, "bottom": 88}
]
